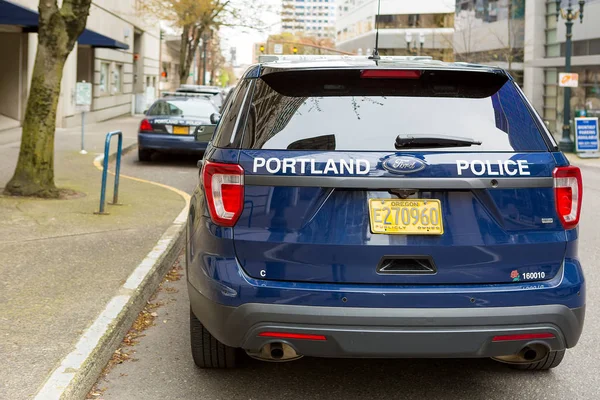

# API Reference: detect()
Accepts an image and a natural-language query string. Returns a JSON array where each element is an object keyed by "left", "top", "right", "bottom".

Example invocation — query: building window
[
  {"left": 100, "top": 62, "right": 109, "bottom": 93},
  {"left": 560, "top": 39, "right": 600, "bottom": 57},
  {"left": 375, "top": 13, "right": 453, "bottom": 30},
  {"left": 112, "top": 64, "right": 123, "bottom": 94}
]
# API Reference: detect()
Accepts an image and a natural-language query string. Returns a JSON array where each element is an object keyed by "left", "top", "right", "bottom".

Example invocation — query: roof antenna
[{"left": 369, "top": 0, "right": 382, "bottom": 61}]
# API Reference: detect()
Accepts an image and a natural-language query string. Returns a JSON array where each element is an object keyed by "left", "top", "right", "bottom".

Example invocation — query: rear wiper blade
[{"left": 395, "top": 134, "right": 482, "bottom": 149}]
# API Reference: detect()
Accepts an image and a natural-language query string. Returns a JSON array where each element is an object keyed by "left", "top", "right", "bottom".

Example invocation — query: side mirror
[
  {"left": 195, "top": 124, "right": 217, "bottom": 142},
  {"left": 210, "top": 113, "right": 221, "bottom": 125},
  {"left": 143, "top": 109, "right": 148, "bottom": 115}
]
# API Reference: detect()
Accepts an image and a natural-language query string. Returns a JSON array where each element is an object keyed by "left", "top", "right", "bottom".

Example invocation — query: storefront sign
[
  {"left": 559, "top": 73, "right": 579, "bottom": 87},
  {"left": 575, "top": 117, "right": 599, "bottom": 158}
]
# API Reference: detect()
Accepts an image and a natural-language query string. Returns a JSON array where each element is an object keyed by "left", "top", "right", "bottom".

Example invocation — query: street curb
[
  {"left": 34, "top": 145, "right": 190, "bottom": 400},
  {"left": 567, "top": 154, "right": 600, "bottom": 170},
  {"left": 107, "top": 142, "right": 137, "bottom": 163}
]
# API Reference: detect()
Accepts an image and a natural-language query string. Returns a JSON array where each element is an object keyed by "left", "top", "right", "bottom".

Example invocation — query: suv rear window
[{"left": 240, "top": 69, "right": 548, "bottom": 152}]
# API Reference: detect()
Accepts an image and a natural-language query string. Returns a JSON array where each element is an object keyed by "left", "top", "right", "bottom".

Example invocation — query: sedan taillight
[
  {"left": 202, "top": 161, "right": 244, "bottom": 227},
  {"left": 140, "top": 119, "right": 153, "bottom": 132},
  {"left": 553, "top": 166, "right": 583, "bottom": 229}
]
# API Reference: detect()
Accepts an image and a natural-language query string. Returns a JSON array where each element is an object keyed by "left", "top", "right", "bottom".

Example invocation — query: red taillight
[
  {"left": 202, "top": 161, "right": 244, "bottom": 227},
  {"left": 361, "top": 69, "right": 421, "bottom": 79},
  {"left": 140, "top": 119, "right": 153, "bottom": 132},
  {"left": 258, "top": 332, "right": 327, "bottom": 341},
  {"left": 492, "top": 333, "right": 555, "bottom": 342},
  {"left": 553, "top": 166, "right": 582, "bottom": 229}
]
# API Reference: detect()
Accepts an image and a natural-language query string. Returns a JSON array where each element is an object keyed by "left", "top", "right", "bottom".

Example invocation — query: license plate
[
  {"left": 173, "top": 126, "right": 189, "bottom": 135},
  {"left": 368, "top": 199, "right": 444, "bottom": 235}
]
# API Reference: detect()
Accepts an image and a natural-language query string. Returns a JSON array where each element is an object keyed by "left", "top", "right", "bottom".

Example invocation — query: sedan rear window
[
  {"left": 147, "top": 99, "right": 217, "bottom": 118},
  {"left": 240, "top": 69, "right": 548, "bottom": 152}
]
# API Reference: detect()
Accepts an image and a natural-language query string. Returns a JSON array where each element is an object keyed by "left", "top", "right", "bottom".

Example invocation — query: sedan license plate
[
  {"left": 368, "top": 199, "right": 443, "bottom": 235},
  {"left": 173, "top": 126, "right": 189, "bottom": 135}
]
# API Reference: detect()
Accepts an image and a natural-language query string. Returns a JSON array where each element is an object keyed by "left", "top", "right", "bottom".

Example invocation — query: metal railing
[{"left": 96, "top": 131, "right": 123, "bottom": 215}]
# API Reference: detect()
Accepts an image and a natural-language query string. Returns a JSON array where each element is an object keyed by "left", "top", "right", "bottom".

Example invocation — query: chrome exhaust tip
[
  {"left": 269, "top": 342, "right": 284, "bottom": 359},
  {"left": 246, "top": 342, "right": 303, "bottom": 362},
  {"left": 493, "top": 343, "right": 551, "bottom": 364}
]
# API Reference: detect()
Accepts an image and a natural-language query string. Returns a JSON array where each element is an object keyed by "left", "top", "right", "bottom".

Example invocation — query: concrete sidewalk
[
  {"left": 0, "top": 116, "right": 188, "bottom": 399},
  {"left": 567, "top": 153, "right": 600, "bottom": 169}
]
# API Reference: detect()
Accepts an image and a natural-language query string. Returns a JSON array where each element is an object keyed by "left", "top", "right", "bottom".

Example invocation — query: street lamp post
[{"left": 556, "top": 0, "right": 586, "bottom": 152}]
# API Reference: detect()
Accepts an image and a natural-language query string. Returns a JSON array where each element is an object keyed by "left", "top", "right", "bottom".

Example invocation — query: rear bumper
[
  {"left": 138, "top": 132, "right": 207, "bottom": 152},
  {"left": 189, "top": 283, "right": 585, "bottom": 358}
]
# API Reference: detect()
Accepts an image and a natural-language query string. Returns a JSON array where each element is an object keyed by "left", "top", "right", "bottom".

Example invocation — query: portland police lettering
[
  {"left": 253, "top": 157, "right": 371, "bottom": 175},
  {"left": 456, "top": 160, "right": 530, "bottom": 176}
]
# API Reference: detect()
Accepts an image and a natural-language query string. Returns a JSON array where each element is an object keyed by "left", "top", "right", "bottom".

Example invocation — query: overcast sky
[{"left": 219, "top": 0, "right": 283, "bottom": 66}]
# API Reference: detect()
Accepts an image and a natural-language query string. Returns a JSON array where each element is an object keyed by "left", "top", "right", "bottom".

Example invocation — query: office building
[
  {"left": 524, "top": 0, "right": 600, "bottom": 135},
  {"left": 0, "top": 0, "right": 160, "bottom": 130},
  {"left": 335, "top": 0, "right": 455, "bottom": 60},
  {"left": 454, "top": 0, "right": 525, "bottom": 83},
  {"left": 282, "top": 0, "right": 337, "bottom": 39}
]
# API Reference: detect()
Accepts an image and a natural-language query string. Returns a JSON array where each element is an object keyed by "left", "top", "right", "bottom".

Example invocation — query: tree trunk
[
  {"left": 179, "top": 25, "right": 190, "bottom": 84},
  {"left": 179, "top": 25, "right": 202, "bottom": 85},
  {"left": 4, "top": 0, "right": 91, "bottom": 198},
  {"left": 210, "top": 60, "right": 215, "bottom": 86},
  {"left": 5, "top": 45, "right": 66, "bottom": 197}
]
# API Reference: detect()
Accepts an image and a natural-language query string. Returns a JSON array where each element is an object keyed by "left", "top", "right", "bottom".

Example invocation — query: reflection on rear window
[
  {"left": 241, "top": 73, "right": 548, "bottom": 152},
  {"left": 147, "top": 99, "right": 217, "bottom": 118}
]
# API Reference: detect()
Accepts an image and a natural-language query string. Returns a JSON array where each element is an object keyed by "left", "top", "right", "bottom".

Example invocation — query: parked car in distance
[
  {"left": 176, "top": 85, "right": 225, "bottom": 111},
  {"left": 137, "top": 94, "right": 218, "bottom": 162}
]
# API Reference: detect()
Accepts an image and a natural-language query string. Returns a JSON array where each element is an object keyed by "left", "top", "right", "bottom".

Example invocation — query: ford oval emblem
[{"left": 382, "top": 156, "right": 426, "bottom": 174}]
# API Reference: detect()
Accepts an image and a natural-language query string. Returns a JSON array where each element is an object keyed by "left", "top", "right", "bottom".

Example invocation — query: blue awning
[
  {"left": 0, "top": 0, "right": 38, "bottom": 27},
  {"left": 0, "top": 0, "right": 129, "bottom": 50},
  {"left": 78, "top": 30, "right": 129, "bottom": 50}
]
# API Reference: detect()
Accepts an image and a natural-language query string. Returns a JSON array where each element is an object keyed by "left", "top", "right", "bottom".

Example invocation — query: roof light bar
[{"left": 161, "top": 92, "right": 212, "bottom": 99}]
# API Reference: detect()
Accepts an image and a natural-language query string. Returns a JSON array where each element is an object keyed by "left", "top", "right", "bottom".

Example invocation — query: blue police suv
[
  {"left": 187, "top": 56, "right": 585, "bottom": 370},
  {"left": 138, "top": 94, "right": 219, "bottom": 161}
]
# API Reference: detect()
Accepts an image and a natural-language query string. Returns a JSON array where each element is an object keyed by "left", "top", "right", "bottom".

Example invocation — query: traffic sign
[
  {"left": 75, "top": 81, "right": 92, "bottom": 154},
  {"left": 75, "top": 81, "right": 92, "bottom": 112},
  {"left": 273, "top": 44, "right": 283, "bottom": 54},
  {"left": 559, "top": 73, "right": 579, "bottom": 87},
  {"left": 575, "top": 117, "right": 599, "bottom": 158}
]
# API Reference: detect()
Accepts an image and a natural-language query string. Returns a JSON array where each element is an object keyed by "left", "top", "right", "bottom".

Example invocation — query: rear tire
[
  {"left": 506, "top": 350, "right": 566, "bottom": 371},
  {"left": 190, "top": 308, "right": 237, "bottom": 368},
  {"left": 138, "top": 148, "right": 152, "bottom": 162}
]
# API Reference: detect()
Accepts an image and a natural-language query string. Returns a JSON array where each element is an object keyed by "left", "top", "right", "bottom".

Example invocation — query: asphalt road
[{"left": 95, "top": 151, "right": 600, "bottom": 400}]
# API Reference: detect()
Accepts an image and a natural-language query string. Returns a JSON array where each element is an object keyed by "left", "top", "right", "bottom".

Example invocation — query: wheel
[
  {"left": 507, "top": 350, "right": 566, "bottom": 371},
  {"left": 190, "top": 308, "right": 237, "bottom": 368},
  {"left": 138, "top": 148, "right": 152, "bottom": 162}
]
